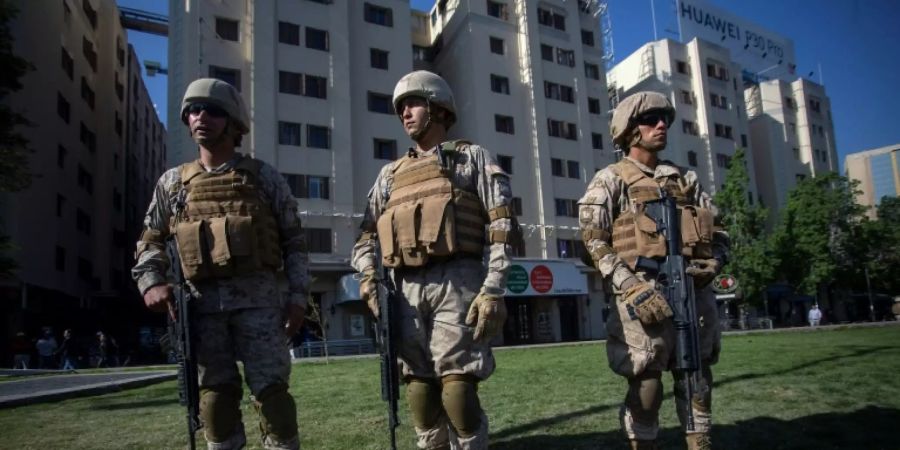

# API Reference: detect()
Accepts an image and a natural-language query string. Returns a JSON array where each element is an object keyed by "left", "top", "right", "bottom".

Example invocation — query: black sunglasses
[
  {"left": 634, "top": 112, "right": 671, "bottom": 127},
  {"left": 186, "top": 102, "right": 228, "bottom": 118}
]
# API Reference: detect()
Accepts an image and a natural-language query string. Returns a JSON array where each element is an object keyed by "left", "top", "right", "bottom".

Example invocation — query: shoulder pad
[
  {"left": 179, "top": 161, "right": 206, "bottom": 185},
  {"left": 441, "top": 139, "right": 472, "bottom": 152},
  {"left": 234, "top": 155, "right": 263, "bottom": 178},
  {"left": 612, "top": 159, "right": 646, "bottom": 185}
]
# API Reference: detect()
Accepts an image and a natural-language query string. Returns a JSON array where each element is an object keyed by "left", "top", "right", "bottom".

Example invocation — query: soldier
[
  {"left": 133, "top": 78, "right": 308, "bottom": 450},
  {"left": 578, "top": 91, "right": 728, "bottom": 450},
  {"left": 351, "top": 70, "right": 516, "bottom": 449}
]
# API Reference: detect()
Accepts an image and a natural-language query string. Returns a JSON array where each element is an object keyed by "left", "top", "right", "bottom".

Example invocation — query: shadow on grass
[
  {"left": 89, "top": 398, "right": 179, "bottom": 411},
  {"left": 492, "top": 345, "right": 894, "bottom": 441},
  {"left": 492, "top": 406, "right": 900, "bottom": 450}
]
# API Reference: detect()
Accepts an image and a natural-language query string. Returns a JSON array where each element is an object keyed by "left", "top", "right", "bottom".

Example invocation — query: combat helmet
[
  {"left": 180, "top": 78, "right": 250, "bottom": 134},
  {"left": 610, "top": 91, "right": 675, "bottom": 149},
  {"left": 392, "top": 70, "right": 457, "bottom": 128}
]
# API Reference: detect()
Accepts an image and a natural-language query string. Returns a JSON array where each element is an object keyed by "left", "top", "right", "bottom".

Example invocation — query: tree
[
  {"left": 713, "top": 148, "right": 776, "bottom": 304},
  {"left": 772, "top": 173, "right": 866, "bottom": 298},
  {"left": 851, "top": 197, "right": 900, "bottom": 295}
]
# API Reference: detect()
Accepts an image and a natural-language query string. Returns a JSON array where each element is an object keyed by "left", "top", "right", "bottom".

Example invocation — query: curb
[{"left": 0, "top": 371, "right": 177, "bottom": 408}]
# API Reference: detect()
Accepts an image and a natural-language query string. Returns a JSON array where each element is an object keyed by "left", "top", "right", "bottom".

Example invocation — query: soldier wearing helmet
[
  {"left": 352, "top": 70, "right": 518, "bottom": 449},
  {"left": 133, "top": 78, "right": 309, "bottom": 450},
  {"left": 577, "top": 91, "right": 728, "bottom": 450}
]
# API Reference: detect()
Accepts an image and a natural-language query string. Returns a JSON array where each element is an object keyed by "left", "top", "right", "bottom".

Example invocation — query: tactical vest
[
  {"left": 170, "top": 157, "right": 282, "bottom": 281},
  {"left": 611, "top": 159, "right": 714, "bottom": 270},
  {"left": 376, "top": 142, "right": 487, "bottom": 268}
]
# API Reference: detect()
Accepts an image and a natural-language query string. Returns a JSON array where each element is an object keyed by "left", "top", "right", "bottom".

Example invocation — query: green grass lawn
[{"left": 2, "top": 325, "right": 899, "bottom": 449}]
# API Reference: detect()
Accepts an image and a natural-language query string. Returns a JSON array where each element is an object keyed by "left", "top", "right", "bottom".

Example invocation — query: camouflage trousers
[
  {"left": 195, "top": 307, "right": 295, "bottom": 448},
  {"left": 394, "top": 257, "right": 495, "bottom": 450},
  {"left": 606, "top": 283, "right": 721, "bottom": 440}
]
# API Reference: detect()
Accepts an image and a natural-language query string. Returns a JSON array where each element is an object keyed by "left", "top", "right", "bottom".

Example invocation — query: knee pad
[
  {"left": 200, "top": 384, "right": 244, "bottom": 443},
  {"left": 440, "top": 374, "right": 482, "bottom": 438},
  {"left": 253, "top": 383, "right": 298, "bottom": 443},
  {"left": 406, "top": 377, "right": 443, "bottom": 430},
  {"left": 626, "top": 370, "right": 663, "bottom": 425}
]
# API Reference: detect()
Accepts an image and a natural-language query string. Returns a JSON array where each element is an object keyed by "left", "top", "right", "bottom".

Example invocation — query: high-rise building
[
  {"left": 2, "top": 0, "right": 166, "bottom": 342},
  {"left": 845, "top": 144, "right": 900, "bottom": 218},
  {"left": 168, "top": 0, "right": 612, "bottom": 345}
]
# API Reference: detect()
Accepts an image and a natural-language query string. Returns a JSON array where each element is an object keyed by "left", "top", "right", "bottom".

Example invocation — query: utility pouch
[{"left": 175, "top": 220, "right": 209, "bottom": 281}]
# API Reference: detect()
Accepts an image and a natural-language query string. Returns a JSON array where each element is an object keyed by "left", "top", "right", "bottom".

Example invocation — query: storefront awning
[{"left": 504, "top": 259, "right": 588, "bottom": 297}]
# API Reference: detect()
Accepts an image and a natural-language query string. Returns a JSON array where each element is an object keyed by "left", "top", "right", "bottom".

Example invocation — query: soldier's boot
[
  {"left": 407, "top": 377, "right": 450, "bottom": 450},
  {"left": 200, "top": 384, "right": 245, "bottom": 449},
  {"left": 252, "top": 383, "right": 299, "bottom": 450},
  {"left": 686, "top": 433, "right": 712, "bottom": 450},
  {"left": 441, "top": 374, "right": 487, "bottom": 450},
  {"left": 628, "top": 439, "right": 658, "bottom": 450}
]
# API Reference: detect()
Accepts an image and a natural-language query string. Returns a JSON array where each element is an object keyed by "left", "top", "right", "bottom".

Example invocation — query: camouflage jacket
[
  {"left": 131, "top": 153, "right": 310, "bottom": 312},
  {"left": 578, "top": 156, "right": 729, "bottom": 290},
  {"left": 351, "top": 142, "right": 515, "bottom": 295}
]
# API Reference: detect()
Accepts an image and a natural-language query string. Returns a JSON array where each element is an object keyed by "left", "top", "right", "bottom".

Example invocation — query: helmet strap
[{"left": 409, "top": 98, "right": 433, "bottom": 141}]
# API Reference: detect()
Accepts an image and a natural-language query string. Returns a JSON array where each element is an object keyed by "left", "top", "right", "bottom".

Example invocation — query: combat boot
[
  {"left": 628, "top": 439, "right": 658, "bottom": 450},
  {"left": 686, "top": 432, "right": 712, "bottom": 450}
]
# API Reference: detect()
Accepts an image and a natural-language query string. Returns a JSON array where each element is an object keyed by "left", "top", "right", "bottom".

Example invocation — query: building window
[
  {"left": 490, "top": 74, "right": 510, "bottom": 94},
  {"left": 56, "top": 194, "right": 65, "bottom": 217},
  {"left": 551, "top": 158, "right": 564, "bottom": 176},
  {"left": 279, "top": 71, "right": 302, "bottom": 95},
  {"left": 537, "top": 7, "right": 566, "bottom": 31},
  {"left": 306, "top": 27, "right": 329, "bottom": 51},
  {"left": 307, "top": 124, "right": 331, "bottom": 149},
  {"left": 676, "top": 60, "right": 690, "bottom": 75},
  {"left": 710, "top": 93, "right": 728, "bottom": 109},
  {"left": 680, "top": 90, "right": 694, "bottom": 105},
  {"left": 278, "top": 21, "right": 300, "bottom": 45},
  {"left": 544, "top": 81, "right": 574, "bottom": 103},
  {"left": 497, "top": 155, "right": 513, "bottom": 174},
  {"left": 77, "top": 164, "right": 93, "bottom": 193},
  {"left": 495, "top": 115, "right": 515, "bottom": 134},
  {"left": 511, "top": 197, "right": 523, "bottom": 216},
  {"left": 364, "top": 3, "right": 393, "bottom": 27},
  {"left": 304, "top": 75, "right": 327, "bottom": 99},
  {"left": 540, "top": 44, "right": 554, "bottom": 61},
  {"left": 368, "top": 91, "right": 394, "bottom": 114},
  {"left": 714, "top": 123, "right": 733, "bottom": 139},
  {"left": 80, "top": 77, "right": 95, "bottom": 109},
  {"left": 581, "top": 29, "right": 594, "bottom": 46},
  {"left": 489, "top": 36, "right": 504, "bottom": 55},
  {"left": 57, "top": 93, "right": 70, "bottom": 123},
  {"left": 57, "top": 145, "right": 67, "bottom": 168},
  {"left": 784, "top": 97, "right": 796, "bottom": 110},
  {"left": 487, "top": 0, "right": 508, "bottom": 20},
  {"left": 82, "top": 36, "right": 97, "bottom": 72},
  {"left": 76, "top": 208, "right": 91, "bottom": 235},
  {"left": 706, "top": 61, "right": 729, "bottom": 81},
  {"left": 588, "top": 97, "right": 601, "bottom": 114},
  {"left": 584, "top": 62, "right": 600, "bottom": 80},
  {"left": 556, "top": 239, "right": 586, "bottom": 259},
  {"left": 716, "top": 153, "right": 731, "bottom": 168},
  {"left": 370, "top": 48, "right": 389, "bottom": 69},
  {"left": 215, "top": 17, "right": 239, "bottom": 41},
  {"left": 77, "top": 257, "right": 92, "bottom": 281},
  {"left": 82, "top": 0, "right": 97, "bottom": 29},
  {"left": 688, "top": 151, "right": 698, "bottom": 167},
  {"left": 209, "top": 66, "right": 240, "bottom": 90},
  {"left": 682, "top": 120, "right": 699, "bottom": 136},
  {"left": 306, "top": 228, "right": 333, "bottom": 253},
  {"left": 55, "top": 246, "right": 66, "bottom": 271},
  {"left": 61, "top": 47, "right": 74, "bottom": 79},
  {"left": 591, "top": 133, "right": 604, "bottom": 150},
  {"left": 554, "top": 198, "right": 578, "bottom": 217},
  {"left": 279, "top": 121, "right": 302, "bottom": 146},
  {"left": 741, "top": 134, "right": 748, "bottom": 148},
  {"left": 373, "top": 138, "right": 397, "bottom": 160},
  {"left": 556, "top": 48, "right": 575, "bottom": 67},
  {"left": 79, "top": 122, "right": 96, "bottom": 152},
  {"left": 567, "top": 160, "right": 580, "bottom": 179},
  {"left": 113, "top": 189, "right": 122, "bottom": 212},
  {"left": 796, "top": 173, "right": 806, "bottom": 182},
  {"left": 793, "top": 147, "right": 800, "bottom": 160},
  {"left": 809, "top": 97, "right": 822, "bottom": 113},
  {"left": 284, "top": 174, "right": 330, "bottom": 199},
  {"left": 547, "top": 119, "right": 577, "bottom": 140}
]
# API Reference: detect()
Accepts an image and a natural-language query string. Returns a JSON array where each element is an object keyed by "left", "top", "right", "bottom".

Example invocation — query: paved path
[{"left": 0, "top": 371, "right": 176, "bottom": 408}]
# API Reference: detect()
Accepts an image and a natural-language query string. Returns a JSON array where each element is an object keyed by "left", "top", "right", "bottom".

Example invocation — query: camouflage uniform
[
  {"left": 133, "top": 153, "right": 309, "bottom": 449},
  {"left": 352, "top": 143, "right": 514, "bottom": 449},
  {"left": 579, "top": 156, "right": 726, "bottom": 442}
]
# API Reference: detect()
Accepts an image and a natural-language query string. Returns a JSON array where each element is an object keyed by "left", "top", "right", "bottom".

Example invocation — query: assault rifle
[
  {"left": 167, "top": 240, "right": 201, "bottom": 450},
  {"left": 634, "top": 193, "right": 705, "bottom": 432},
  {"left": 374, "top": 265, "right": 400, "bottom": 450}
]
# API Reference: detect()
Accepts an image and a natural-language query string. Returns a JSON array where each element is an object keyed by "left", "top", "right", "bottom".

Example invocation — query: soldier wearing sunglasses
[
  {"left": 577, "top": 92, "right": 728, "bottom": 450},
  {"left": 133, "top": 78, "right": 309, "bottom": 450}
]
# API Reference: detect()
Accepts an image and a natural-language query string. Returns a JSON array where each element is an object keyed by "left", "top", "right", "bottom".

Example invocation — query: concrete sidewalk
[{"left": 0, "top": 370, "right": 176, "bottom": 408}]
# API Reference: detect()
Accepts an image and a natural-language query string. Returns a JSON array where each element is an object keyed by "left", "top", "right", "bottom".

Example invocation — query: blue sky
[{"left": 119, "top": 0, "right": 900, "bottom": 171}]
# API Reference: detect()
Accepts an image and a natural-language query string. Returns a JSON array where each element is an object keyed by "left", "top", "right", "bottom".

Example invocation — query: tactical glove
[
  {"left": 686, "top": 258, "right": 719, "bottom": 289},
  {"left": 359, "top": 268, "right": 380, "bottom": 318},
  {"left": 622, "top": 281, "right": 673, "bottom": 325},
  {"left": 465, "top": 291, "right": 508, "bottom": 343}
]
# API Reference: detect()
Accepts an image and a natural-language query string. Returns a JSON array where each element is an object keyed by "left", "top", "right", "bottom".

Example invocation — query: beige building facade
[
  {"left": 168, "top": 0, "right": 613, "bottom": 347},
  {"left": 2, "top": 0, "right": 166, "bottom": 346},
  {"left": 845, "top": 144, "right": 900, "bottom": 218}
]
